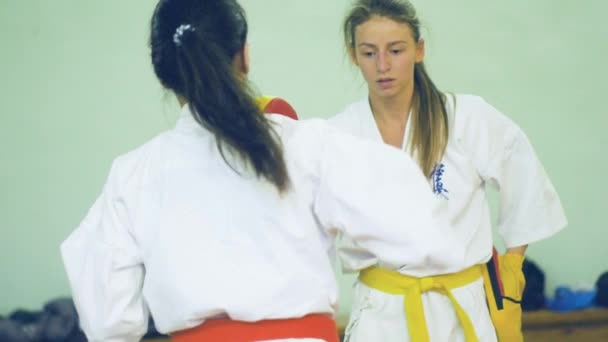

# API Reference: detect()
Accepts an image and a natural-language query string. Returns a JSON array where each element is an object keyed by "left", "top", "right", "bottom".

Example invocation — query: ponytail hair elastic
[{"left": 173, "top": 24, "right": 195, "bottom": 46}]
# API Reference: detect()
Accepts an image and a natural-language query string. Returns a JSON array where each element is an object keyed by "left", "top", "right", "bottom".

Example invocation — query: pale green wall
[{"left": 1, "top": 0, "right": 606, "bottom": 319}]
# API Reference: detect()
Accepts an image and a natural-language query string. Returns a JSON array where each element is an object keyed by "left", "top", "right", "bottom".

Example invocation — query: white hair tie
[{"left": 173, "top": 24, "right": 195, "bottom": 46}]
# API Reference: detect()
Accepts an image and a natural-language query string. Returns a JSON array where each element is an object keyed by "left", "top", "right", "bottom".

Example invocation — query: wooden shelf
[
  {"left": 524, "top": 308, "right": 608, "bottom": 328},
  {"left": 522, "top": 308, "right": 608, "bottom": 342}
]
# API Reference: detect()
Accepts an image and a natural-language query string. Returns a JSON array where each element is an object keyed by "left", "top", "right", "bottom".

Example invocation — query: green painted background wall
[{"left": 1, "top": 0, "right": 606, "bottom": 319}]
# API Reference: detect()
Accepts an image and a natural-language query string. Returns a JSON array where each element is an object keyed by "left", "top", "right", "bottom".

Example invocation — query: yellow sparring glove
[{"left": 483, "top": 251, "right": 526, "bottom": 342}]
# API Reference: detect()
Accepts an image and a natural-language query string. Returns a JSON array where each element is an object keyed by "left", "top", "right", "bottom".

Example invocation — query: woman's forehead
[{"left": 355, "top": 16, "right": 415, "bottom": 44}]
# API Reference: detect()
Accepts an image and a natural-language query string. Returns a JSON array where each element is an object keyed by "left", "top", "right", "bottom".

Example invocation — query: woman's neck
[
  {"left": 369, "top": 86, "right": 414, "bottom": 126},
  {"left": 368, "top": 87, "right": 415, "bottom": 148}
]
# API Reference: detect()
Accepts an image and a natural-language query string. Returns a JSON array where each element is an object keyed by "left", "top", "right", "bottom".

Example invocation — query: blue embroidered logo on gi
[{"left": 431, "top": 163, "right": 449, "bottom": 199}]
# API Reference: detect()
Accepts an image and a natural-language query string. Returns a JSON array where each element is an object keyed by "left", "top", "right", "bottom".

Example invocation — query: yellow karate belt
[{"left": 359, "top": 265, "right": 481, "bottom": 342}]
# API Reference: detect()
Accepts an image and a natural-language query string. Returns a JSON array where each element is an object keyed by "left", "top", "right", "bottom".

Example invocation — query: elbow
[{"left": 82, "top": 322, "right": 146, "bottom": 342}]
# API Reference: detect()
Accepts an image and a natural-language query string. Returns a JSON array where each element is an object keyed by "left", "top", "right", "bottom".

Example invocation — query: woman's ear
[
  {"left": 234, "top": 43, "right": 250, "bottom": 76},
  {"left": 242, "top": 43, "right": 250, "bottom": 74},
  {"left": 349, "top": 47, "right": 359, "bottom": 66},
  {"left": 415, "top": 38, "right": 425, "bottom": 63}
]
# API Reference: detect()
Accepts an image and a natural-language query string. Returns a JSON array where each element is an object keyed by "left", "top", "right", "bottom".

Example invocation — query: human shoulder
[
  {"left": 449, "top": 93, "right": 522, "bottom": 138},
  {"left": 266, "top": 114, "right": 327, "bottom": 139},
  {"left": 448, "top": 94, "right": 531, "bottom": 178},
  {"left": 106, "top": 131, "right": 172, "bottom": 191},
  {"left": 328, "top": 98, "right": 368, "bottom": 131},
  {"left": 449, "top": 93, "right": 499, "bottom": 120}
]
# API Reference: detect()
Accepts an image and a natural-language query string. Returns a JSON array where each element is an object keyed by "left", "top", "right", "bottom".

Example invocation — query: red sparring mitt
[{"left": 256, "top": 96, "right": 298, "bottom": 120}]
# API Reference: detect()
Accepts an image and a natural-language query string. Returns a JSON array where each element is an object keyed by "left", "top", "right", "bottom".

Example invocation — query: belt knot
[{"left": 419, "top": 277, "right": 440, "bottom": 292}]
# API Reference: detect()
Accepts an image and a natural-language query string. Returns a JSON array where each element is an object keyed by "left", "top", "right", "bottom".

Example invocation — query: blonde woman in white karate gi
[
  {"left": 330, "top": 0, "right": 568, "bottom": 341},
  {"left": 59, "top": 0, "right": 468, "bottom": 341}
]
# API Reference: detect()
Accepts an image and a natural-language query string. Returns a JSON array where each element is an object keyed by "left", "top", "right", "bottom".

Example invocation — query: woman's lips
[{"left": 377, "top": 78, "right": 395, "bottom": 89}]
